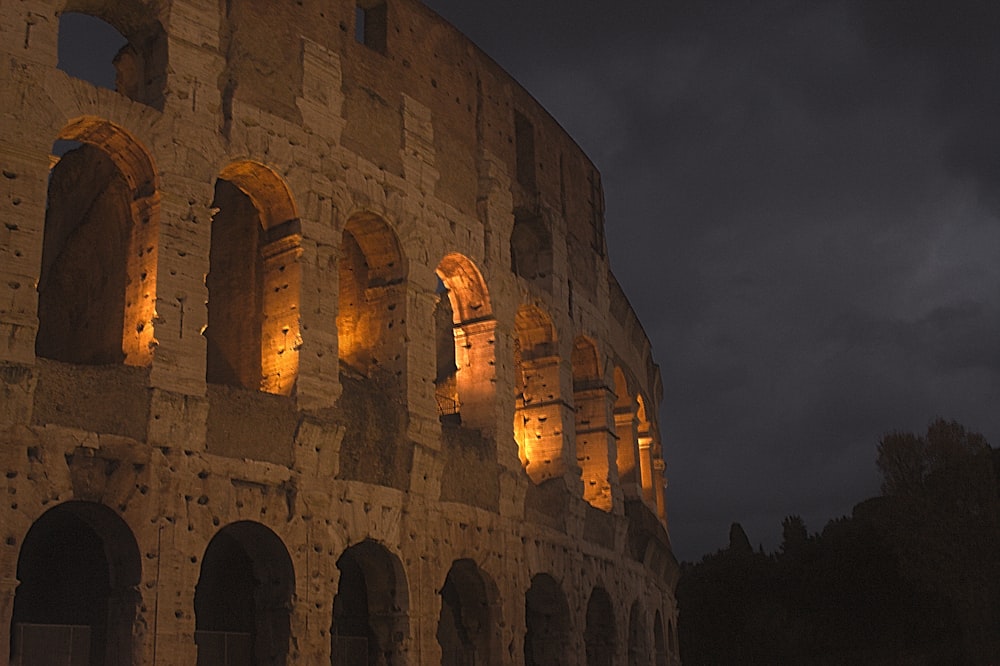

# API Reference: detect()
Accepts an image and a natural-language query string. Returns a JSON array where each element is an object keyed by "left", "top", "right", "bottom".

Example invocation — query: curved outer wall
[{"left": 0, "top": 0, "right": 678, "bottom": 663}]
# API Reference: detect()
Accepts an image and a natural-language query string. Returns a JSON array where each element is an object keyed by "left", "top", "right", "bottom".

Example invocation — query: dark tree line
[{"left": 677, "top": 419, "right": 1000, "bottom": 665}]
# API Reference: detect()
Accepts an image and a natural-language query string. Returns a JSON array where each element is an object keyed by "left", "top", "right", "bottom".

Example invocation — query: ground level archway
[
  {"left": 195, "top": 521, "right": 295, "bottom": 665},
  {"left": 10, "top": 501, "right": 141, "bottom": 665}
]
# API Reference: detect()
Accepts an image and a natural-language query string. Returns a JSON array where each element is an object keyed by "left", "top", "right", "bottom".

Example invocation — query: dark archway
[
  {"left": 332, "top": 540, "right": 409, "bottom": 665},
  {"left": 10, "top": 501, "right": 141, "bottom": 665},
  {"left": 437, "top": 559, "right": 500, "bottom": 666},
  {"left": 654, "top": 610, "right": 668, "bottom": 666},
  {"left": 584, "top": 587, "right": 616, "bottom": 666},
  {"left": 627, "top": 602, "right": 647, "bottom": 666},
  {"left": 195, "top": 522, "right": 295, "bottom": 666},
  {"left": 524, "top": 573, "right": 571, "bottom": 666}
]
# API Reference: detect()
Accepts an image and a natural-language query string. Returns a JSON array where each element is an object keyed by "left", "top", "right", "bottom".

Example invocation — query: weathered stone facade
[{"left": 0, "top": 1, "right": 678, "bottom": 664}]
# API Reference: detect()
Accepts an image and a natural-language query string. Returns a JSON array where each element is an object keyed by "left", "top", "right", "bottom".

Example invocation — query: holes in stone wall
[
  {"left": 434, "top": 253, "right": 495, "bottom": 429},
  {"left": 514, "top": 304, "right": 560, "bottom": 481}
]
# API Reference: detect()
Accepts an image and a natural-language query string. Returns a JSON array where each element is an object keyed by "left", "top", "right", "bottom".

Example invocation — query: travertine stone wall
[{"left": 0, "top": 1, "right": 679, "bottom": 664}]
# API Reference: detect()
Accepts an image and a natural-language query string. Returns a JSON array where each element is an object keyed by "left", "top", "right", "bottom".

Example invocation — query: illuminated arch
[
  {"left": 573, "top": 337, "right": 615, "bottom": 511},
  {"left": 434, "top": 253, "right": 495, "bottom": 427},
  {"left": 36, "top": 117, "right": 160, "bottom": 367},
  {"left": 514, "top": 304, "right": 563, "bottom": 481},
  {"left": 337, "top": 211, "right": 408, "bottom": 386},
  {"left": 206, "top": 160, "right": 302, "bottom": 395}
]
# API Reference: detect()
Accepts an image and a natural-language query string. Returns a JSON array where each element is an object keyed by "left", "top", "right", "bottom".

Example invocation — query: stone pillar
[
  {"left": 453, "top": 318, "right": 497, "bottom": 433},
  {"left": 0, "top": 146, "right": 49, "bottom": 366},
  {"left": 516, "top": 353, "right": 575, "bottom": 484},
  {"left": 574, "top": 384, "right": 618, "bottom": 511},
  {"left": 614, "top": 409, "right": 643, "bottom": 501},
  {"left": 260, "top": 233, "right": 302, "bottom": 396}
]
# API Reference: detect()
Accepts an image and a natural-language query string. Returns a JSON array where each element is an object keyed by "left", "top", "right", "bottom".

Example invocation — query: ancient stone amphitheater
[{"left": 0, "top": 0, "right": 678, "bottom": 663}]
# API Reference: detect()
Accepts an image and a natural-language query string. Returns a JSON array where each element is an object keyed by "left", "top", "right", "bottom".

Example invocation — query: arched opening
[
  {"left": 206, "top": 161, "right": 301, "bottom": 396},
  {"left": 627, "top": 602, "right": 647, "bottom": 666},
  {"left": 636, "top": 395, "right": 656, "bottom": 508},
  {"left": 332, "top": 540, "right": 409, "bottom": 665},
  {"left": 612, "top": 367, "right": 644, "bottom": 500},
  {"left": 584, "top": 587, "right": 616, "bottom": 666},
  {"left": 337, "top": 212, "right": 407, "bottom": 392},
  {"left": 669, "top": 620, "right": 678, "bottom": 664},
  {"left": 514, "top": 305, "right": 566, "bottom": 483},
  {"left": 36, "top": 117, "right": 159, "bottom": 367},
  {"left": 524, "top": 574, "right": 571, "bottom": 666},
  {"left": 195, "top": 521, "right": 295, "bottom": 666},
  {"left": 10, "top": 501, "right": 141, "bottom": 665},
  {"left": 510, "top": 210, "right": 552, "bottom": 291},
  {"left": 436, "top": 559, "right": 500, "bottom": 666},
  {"left": 572, "top": 337, "right": 615, "bottom": 511},
  {"left": 433, "top": 253, "right": 495, "bottom": 429},
  {"left": 56, "top": 5, "right": 168, "bottom": 109},
  {"left": 654, "top": 611, "right": 668, "bottom": 666}
]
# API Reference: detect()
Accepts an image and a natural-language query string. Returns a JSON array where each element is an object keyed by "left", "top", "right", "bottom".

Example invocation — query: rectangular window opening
[
  {"left": 355, "top": 1, "right": 387, "bottom": 53},
  {"left": 515, "top": 111, "right": 536, "bottom": 189}
]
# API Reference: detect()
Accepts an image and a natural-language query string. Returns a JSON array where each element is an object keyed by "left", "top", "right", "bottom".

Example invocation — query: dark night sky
[
  {"left": 419, "top": 0, "right": 1000, "bottom": 559},
  {"left": 62, "top": 1, "right": 1000, "bottom": 561}
]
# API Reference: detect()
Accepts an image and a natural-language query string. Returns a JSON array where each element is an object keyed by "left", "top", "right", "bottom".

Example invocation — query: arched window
[
  {"left": 206, "top": 161, "right": 301, "bottom": 396},
  {"left": 56, "top": 7, "right": 168, "bottom": 109},
  {"left": 584, "top": 587, "right": 616, "bottom": 666},
  {"left": 612, "top": 367, "right": 644, "bottom": 500},
  {"left": 36, "top": 118, "right": 159, "bottom": 367},
  {"left": 524, "top": 574, "right": 571, "bottom": 666},
  {"left": 195, "top": 521, "right": 295, "bottom": 665},
  {"left": 337, "top": 212, "right": 407, "bottom": 390},
  {"left": 11, "top": 502, "right": 141, "bottom": 665},
  {"left": 573, "top": 337, "right": 615, "bottom": 511},
  {"left": 332, "top": 540, "right": 409, "bottom": 665},
  {"left": 437, "top": 559, "right": 501, "bottom": 665},
  {"left": 433, "top": 253, "right": 494, "bottom": 428},
  {"left": 514, "top": 305, "right": 566, "bottom": 482}
]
